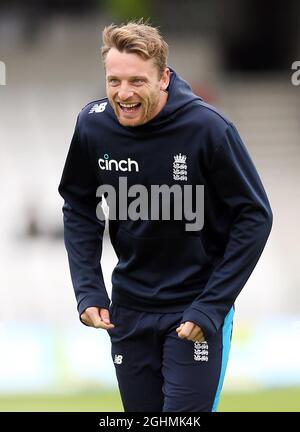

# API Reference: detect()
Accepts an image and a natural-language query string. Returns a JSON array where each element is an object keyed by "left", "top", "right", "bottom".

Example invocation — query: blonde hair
[{"left": 101, "top": 18, "right": 169, "bottom": 77}]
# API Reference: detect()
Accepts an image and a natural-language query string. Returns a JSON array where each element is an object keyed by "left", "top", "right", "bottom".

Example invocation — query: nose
[{"left": 118, "top": 84, "right": 134, "bottom": 101}]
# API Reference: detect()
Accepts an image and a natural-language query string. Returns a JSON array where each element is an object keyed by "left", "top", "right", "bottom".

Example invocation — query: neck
[{"left": 152, "top": 90, "right": 168, "bottom": 119}]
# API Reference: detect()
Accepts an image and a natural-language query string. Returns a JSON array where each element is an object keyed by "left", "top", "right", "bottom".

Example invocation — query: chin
[
  {"left": 119, "top": 119, "right": 143, "bottom": 127},
  {"left": 117, "top": 114, "right": 146, "bottom": 127}
]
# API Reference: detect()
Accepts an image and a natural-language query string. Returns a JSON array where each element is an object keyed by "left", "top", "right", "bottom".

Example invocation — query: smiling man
[
  {"left": 58, "top": 19, "right": 273, "bottom": 412},
  {"left": 104, "top": 47, "right": 169, "bottom": 127}
]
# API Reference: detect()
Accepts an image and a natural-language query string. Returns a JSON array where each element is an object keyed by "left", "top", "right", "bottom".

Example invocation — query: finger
[
  {"left": 100, "top": 308, "right": 113, "bottom": 326},
  {"left": 193, "top": 334, "right": 205, "bottom": 342},
  {"left": 188, "top": 327, "right": 204, "bottom": 341},
  {"left": 86, "top": 308, "right": 114, "bottom": 329},
  {"left": 92, "top": 319, "right": 114, "bottom": 329},
  {"left": 175, "top": 323, "right": 184, "bottom": 332},
  {"left": 192, "top": 328, "right": 205, "bottom": 343},
  {"left": 177, "top": 322, "right": 194, "bottom": 339},
  {"left": 191, "top": 326, "right": 203, "bottom": 339},
  {"left": 191, "top": 335, "right": 205, "bottom": 342},
  {"left": 80, "top": 312, "right": 93, "bottom": 327}
]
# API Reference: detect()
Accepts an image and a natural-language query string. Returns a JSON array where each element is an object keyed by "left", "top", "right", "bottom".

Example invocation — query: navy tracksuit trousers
[{"left": 107, "top": 302, "right": 234, "bottom": 412}]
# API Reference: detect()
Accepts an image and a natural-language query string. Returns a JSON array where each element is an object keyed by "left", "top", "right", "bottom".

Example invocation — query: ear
[{"left": 161, "top": 67, "right": 170, "bottom": 91}]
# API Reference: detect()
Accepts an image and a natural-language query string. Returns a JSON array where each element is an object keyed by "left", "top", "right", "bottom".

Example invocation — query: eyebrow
[{"left": 107, "top": 75, "right": 148, "bottom": 80}]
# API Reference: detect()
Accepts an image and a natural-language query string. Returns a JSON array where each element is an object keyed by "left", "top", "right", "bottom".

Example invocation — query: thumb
[{"left": 100, "top": 308, "right": 111, "bottom": 324}]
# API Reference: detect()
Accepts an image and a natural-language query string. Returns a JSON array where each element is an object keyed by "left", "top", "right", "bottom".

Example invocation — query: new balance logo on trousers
[{"left": 113, "top": 354, "right": 123, "bottom": 364}]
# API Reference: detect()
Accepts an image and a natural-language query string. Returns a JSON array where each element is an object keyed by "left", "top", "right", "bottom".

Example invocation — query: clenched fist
[
  {"left": 176, "top": 321, "right": 205, "bottom": 342},
  {"left": 80, "top": 306, "right": 115, "bottom": 330}
]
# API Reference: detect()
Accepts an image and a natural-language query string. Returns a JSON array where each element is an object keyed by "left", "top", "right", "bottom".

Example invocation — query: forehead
[{"left": 105, "top": 48, "right": 157, "bottom": 78}]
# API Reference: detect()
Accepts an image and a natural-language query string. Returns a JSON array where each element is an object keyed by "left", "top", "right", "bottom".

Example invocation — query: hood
[{"left": 106, "top": 66, "right": 202, "bottom": 132}]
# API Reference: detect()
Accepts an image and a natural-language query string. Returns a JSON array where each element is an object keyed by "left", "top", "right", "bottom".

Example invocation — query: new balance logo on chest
[{"left": 89, "top": 102, "right": 107, "bottom": 113}]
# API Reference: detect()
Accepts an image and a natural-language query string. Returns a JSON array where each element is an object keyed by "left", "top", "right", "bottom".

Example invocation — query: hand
[
  {"left": 176, "top": 321, "right": 205, "bottom": 342},
  {"left": 80, "top": 307, "right": 115, "bottom": 330}
]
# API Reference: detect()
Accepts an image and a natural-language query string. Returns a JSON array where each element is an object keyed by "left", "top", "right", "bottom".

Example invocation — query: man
[{"left": 58, "top": 19, "right": 273, "bottom": 412}]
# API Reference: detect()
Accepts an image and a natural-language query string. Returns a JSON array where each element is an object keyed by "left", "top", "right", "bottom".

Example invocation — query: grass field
[{"left": 0, "top": 388, "right": 299, "bottom": 412}]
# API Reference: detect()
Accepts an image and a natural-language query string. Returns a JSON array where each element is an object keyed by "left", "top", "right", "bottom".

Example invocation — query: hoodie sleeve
[
  {"left": 58, "top": 115, "right": 110, "bottom": 321},
  {"left": 181, "top": 122, "right": 273, "bottom": 338}
]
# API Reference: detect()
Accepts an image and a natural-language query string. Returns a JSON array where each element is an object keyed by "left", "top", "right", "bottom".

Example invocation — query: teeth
[{"left": 119, "top": 103, "right": 139, "bottom": 108}]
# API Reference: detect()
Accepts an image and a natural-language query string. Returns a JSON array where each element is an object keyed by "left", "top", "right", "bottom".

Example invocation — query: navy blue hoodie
[{"left": 58, "top": 67, "right": 273, "bottom": 338}]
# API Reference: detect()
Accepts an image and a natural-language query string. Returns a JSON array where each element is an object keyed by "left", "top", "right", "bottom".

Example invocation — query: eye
[
  {"left": 132, "top": 79, "right": 144, "bottom": 85},
  {"left": 108, "top": 79, "right": 119, "bottom": 86}
]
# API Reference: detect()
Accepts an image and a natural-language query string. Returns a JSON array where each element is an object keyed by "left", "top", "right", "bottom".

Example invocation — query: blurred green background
[{"left": 1, "top": 388, "right": 300, "bottom": 412}]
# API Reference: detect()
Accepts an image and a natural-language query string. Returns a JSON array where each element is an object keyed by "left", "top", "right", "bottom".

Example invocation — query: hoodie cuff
[
  {"left": 77, "top": 295, "right": 111, "bottom": 325},
  {"left": 181, "top": 307, "right": 217, "bottom": 340}
]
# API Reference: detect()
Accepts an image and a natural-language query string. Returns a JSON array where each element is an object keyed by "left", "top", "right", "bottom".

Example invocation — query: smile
[{"left": 117, "top": 102, "right": 142, "bottom": 113}]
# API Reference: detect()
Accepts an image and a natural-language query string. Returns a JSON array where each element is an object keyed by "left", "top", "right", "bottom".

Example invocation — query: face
[{"left": 105, "top": 48, "right": 170, "bottom": 127}]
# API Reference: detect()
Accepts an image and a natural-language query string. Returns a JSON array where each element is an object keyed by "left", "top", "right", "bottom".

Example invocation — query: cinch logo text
[{"left": 98, "top": 154, "right": 139, "bottom": 172}]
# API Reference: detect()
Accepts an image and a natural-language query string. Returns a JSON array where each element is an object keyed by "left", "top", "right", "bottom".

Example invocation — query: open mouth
[{"left": 118, "top": 102, "right": 142, "bottom": 113}]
